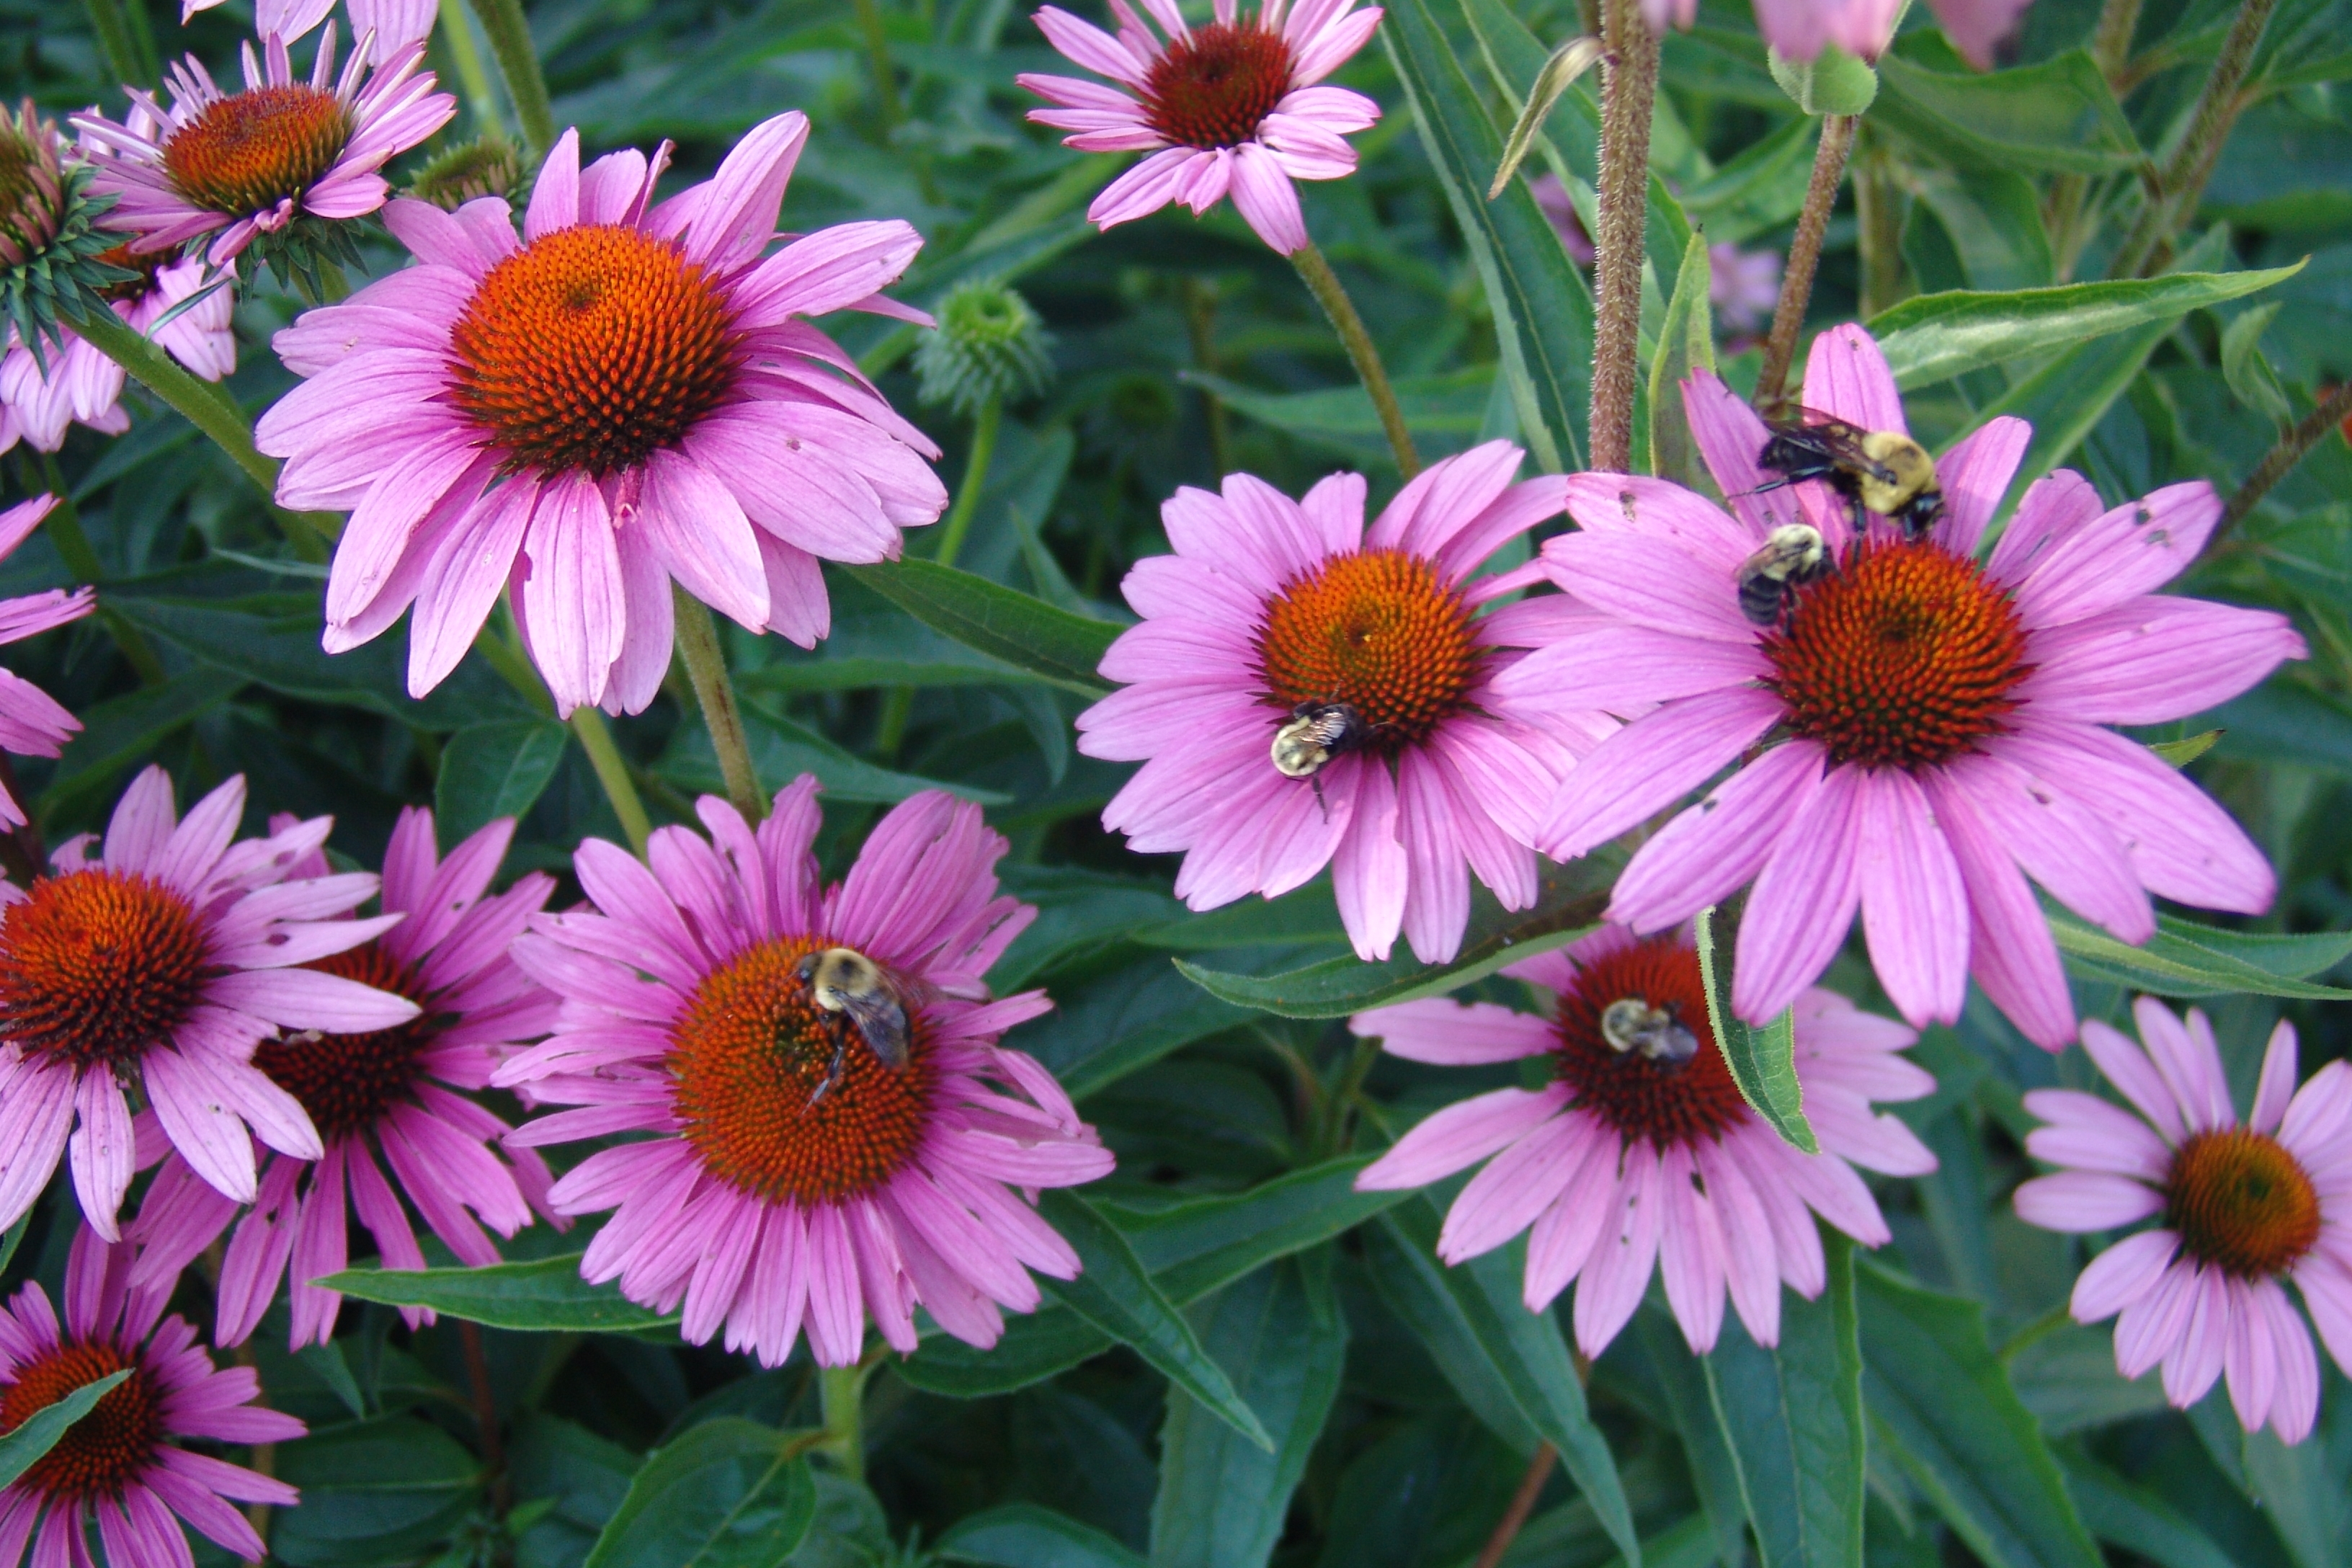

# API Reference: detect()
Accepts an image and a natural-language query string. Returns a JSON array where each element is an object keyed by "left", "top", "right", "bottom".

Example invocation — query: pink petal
[{"left": 1732, "top": 764, "right": 1866, "bottom": 1024}]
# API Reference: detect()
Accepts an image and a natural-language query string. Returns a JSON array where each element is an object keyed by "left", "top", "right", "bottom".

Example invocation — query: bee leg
[
  {"left": 803, "top": 1028, "right": 848, "bottom": 1113},
  {"left": 1311, "top": 775, "right": 1329, "bottom": 821}
]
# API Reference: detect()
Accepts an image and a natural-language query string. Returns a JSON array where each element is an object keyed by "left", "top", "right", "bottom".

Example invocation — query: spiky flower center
[
  {"left": 0, "top": 870, "right": 208, "bottom": 1069},
  {"left": 163, "top": 84, "right": 351, "bottom": 217},
  {"left": 92, "top": 242, "right": 166, "bottom": 305},
  {"left": 667, "top": 937, "right": 934, "bottom": 1206},
  {"left": 450, "top": 223, "right": 744, "bottom": 477},
  {"left": 1143, "top": 20, "right": 1293, "bottom": 149},
  {"left": 251, "top": 941, "right": 437, "bottom": 1141},
  {"left": 1256, "top": 550, "right": 1482, "bottom": 751},
  {"left": 1763, "top": 538, "right": 2029, "bottom": 770},
  {"left": 2167, "top": 1128, "right": 2320, "bottom": 1279},
  {"left": 0, "top": 1341, "right": 159, "bottom": 1500},
  {"left": 1554, "top": 936, "right": 1747, "bottom": 1148}
]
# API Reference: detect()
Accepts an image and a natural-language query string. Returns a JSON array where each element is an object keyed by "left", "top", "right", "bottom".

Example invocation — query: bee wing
[{"left": 837, "top": 988, "right": 912, "bottom": 1069}]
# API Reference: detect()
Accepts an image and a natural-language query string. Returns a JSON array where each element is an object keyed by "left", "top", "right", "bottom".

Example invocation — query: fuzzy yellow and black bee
[
  {"left": 1599, "top": 997, "right": 1701, "bottom": 1066},
  {"left": 793, "top": 946, "right": 911, "bottom": 1110},
  {"left": 1756, "top": 414, "right": 1942, "bottom": 539},
  {"left": 1270, "top": 700, "right": 1383, "bottom": 816},
  {"left": 1734, "top": 522, "right": 1832, "bottom": 627}
]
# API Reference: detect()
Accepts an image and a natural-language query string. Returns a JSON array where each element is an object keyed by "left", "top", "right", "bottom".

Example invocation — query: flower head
[
  {"left": 1510, "top": 325, "right": 2305, "bottom": 1048},
  {"left": 0, "top": 766, "right": 423, "bottom": 1239},
  {"left": 914, "top": 280, "right": 1053, "bottom": 417},
  {"left": 254, "top": 114, "right": 949, "bottom": 716},
  {"left": 123, "top": 808, "right": 561, "bottom": 1349},
  {"left": 74, "top": 24, "right": 455, "bottom": 271},
  {"left": 1018, "top": 0, "right": 1384, "bottom": 254},
  {"left": 2013, "top": 999, "right": 2352, "bottom": 1444},
  {"left": 0, "top": 1225, "right": 303, "bottom": 1566},
  {"left": 0, "top": 104, "right": 153, "bottom": 368},
  {"left": 494, "top": 778, "right": 1114, "bottom": 1367},
  {"left": 1644, "top": 0, "right": 2032, "bottom": 71},
  {"left": 1078, "top": 442, "right": 1613, "bottom": 965},
  {"left": 0, "top": 496, "right": 94, "bottom": 825},
  {"left": 1355, "top": 924, "right": 1934, "bottom": 1356},
  {"left": 179, "top": 0, "right": 440, "bottom": 54},
  {"left": 2, "top": 246, "right": 236, "bottom": 453}
]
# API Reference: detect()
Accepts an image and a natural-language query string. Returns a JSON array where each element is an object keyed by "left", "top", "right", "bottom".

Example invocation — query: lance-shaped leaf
[
  {"left": 1695, "top": 905, "right": 1816, "bottom": 1153},
  {"left": 0, "top": 1371, "right": 130, "bottom": 1490},
  {"left": 1488, "top": 35, "right": 1605, "bottom": 196},
  {"left": 315, "top": 1255, "right": 678, "bottom": 1332},
  {"left": 2046, "top": 909, "right": 2352, "bottom": 1001},
  {"left": 839, "top": 560, "right": 1120, "bottom": 698},
  {"left": 582, "top": 1419, "right": 816, "bottom": 1568}
]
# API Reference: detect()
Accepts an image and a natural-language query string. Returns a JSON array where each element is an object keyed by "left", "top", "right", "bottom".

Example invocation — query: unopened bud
[
  {"left": 0, "top": 102, "right": 67, "bottom": 269},
  {"left": 914, "top": 280, "right": 1052, "bottom": 418},
  {"left": 406, "top": 133, "right": 523, "bottom": 211}
]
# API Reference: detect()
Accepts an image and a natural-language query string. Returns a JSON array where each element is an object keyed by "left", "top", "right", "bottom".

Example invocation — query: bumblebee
[
  {"left": 793, "top": 946, "right": 911, "bottom": 1110},
  {"left": 1270, "top": 700, "right": 1371, "bottom": 780},
  {"left": 1734, "top": 522, "right": 1832, "bottom": 627},
  {"left": 1756, "top": 414, "right": 1942, "bottom": 538},
  {"left": 1599, "top": 997, "right": 1701, "bottom": 1066}
]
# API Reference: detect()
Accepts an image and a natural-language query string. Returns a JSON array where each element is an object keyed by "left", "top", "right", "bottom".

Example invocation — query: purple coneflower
[
  {"left": 1510, "top": 325, "right": 2304, "bottom": 1048},
  {"left": 254, "top": 114, "right": 948, "bottom": 714},
  {"left": 494, "top": 779, "right": 1114, "bottom": 1367},
  {"left": 1355, "top": 924, "right": 1934, "bottom": 1355},
  {"left": 1019, "top": 0, "right": 1383, "bottom": 254},
  {"left": 4, "top": 242, "right": 235, "bottom": 451},
  {"left": 0, "top": 496, "right": 93, "bottom": 828},
  {"left": 2015, "top": 999, "right": 2352, "bottom": 1444}
]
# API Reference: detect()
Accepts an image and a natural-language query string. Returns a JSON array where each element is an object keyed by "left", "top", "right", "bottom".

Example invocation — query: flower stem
[
  {"left": 1182, "top": 277, "right": 1234, "bottom": 476},
  {"left": 2215, "top": 382, "right": 2352, "bottom": 543},
  {"left": 2090, "top": 0, "right": 2144, "bottom": 81},
  {"left": 2111, "top": 0, "right": 2274, "bottom": 278},
  {"left": 456, "top": 1321, "right": 510, "bottom": 1516},
  {"left": 568, "top": 706, "right": 654, "bottom": 857},
  {"left": 1754, "top": 112, "right": 1857, "bottom": 413},
  {"left": 437, "top": 0, "right": 507, "bottom": 133},
  {"left": 464, "top": 0, "right": 558, "bottom": 156},
  {"left": 673, "top": 587, "right": 765, "bottom": 823},
  {"left": 65, "top": 306, "right": 334, "bottom": 563},
  {"left": 1473, "top": 1443, "right": 1557, "bottom": 1568},
  {"left": 80, "top": 0, "right": 152, "bottom": 89},
  {"left": 818, "top": 1363, "right": 865, "bottom": 1482},
  {"left": 932, "top": 393, "right": 1002, "bottom": 571},
  {"left": 852, "top": 0, "right": 905, "bottom": 132},
  {"left": 1590, "top": 0, "right": 1660, "bottom": 473},
  {"left": 1291, "top": 241, "right": 1420, "bottom": 478},
  {"left": 30, "top": 453, "right": 165, "bottom": 686}
]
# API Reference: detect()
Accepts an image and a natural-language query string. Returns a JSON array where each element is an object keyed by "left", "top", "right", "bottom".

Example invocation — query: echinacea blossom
[
  {"left": 1355, "top": 924, "right": 1934, "bottom": 1355},
  {"left": 0, "top": 767, "right": 422, "bottom": 1239},
  {"left": 2014, "top": 998, "right": 2352, "bottom": 1444},
  {"left": 1511, "top": 325, "right": 2304, "bottom": 1048},
  {"left": 0, "top": 1225, "right": 303, "bottom": 1567},
  {"left": 1077, "top": 442, "right": 1615, "bottom": 965},
  {"left": 1643, "top": 0, "right": 2032, "bottom": 71},
  {"left": 0, "top": 496, "right": 94, "bottom": 827},
  {"left": 74, "top": 23, "right": 455, "bottom": 269},
  {"left": 4, "top": 246, "right": 235, "bottom": 452},
  {"left": 124, "top": 808, "right": 561, "bottom": 1350},
  {"left": 179, "top": 0, "right": 439, "bottom": 53},
  {"left": 1018, "top": 0, "right": 1382, "bottom": 254},
  {"left": 494, "top": 778, "right": 1114, "bottom": 1367},
  {"left": 254, "top": 114, "right": 949, "bottom": 715}
]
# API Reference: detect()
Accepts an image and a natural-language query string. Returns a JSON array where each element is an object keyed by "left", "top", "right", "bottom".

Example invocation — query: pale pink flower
[
  {"left": 1645, "top": 0, "right": 2033, "bottom": 70},
  {"left": 0, "top": 766, "right": 422, "bottom": 1240},
  {"left": 0, "top": 1226, "right": 303, "bottom": 1565},
  {"left": 2014, "top": 998, "right": 2352, "bottom": 1445},
  {"left": 75, "top": 25, "right": 455, "bottom": 268},
  {"left": 0, "top": 496, "right": 94, "bottom": 828},
  {"left": 1077, "top": 442, "right": 1616, "bottom": 966},
  {"left": 1355, "top": 924, "right": 1934, "bottom": 1355},
  {"left": 4, "top": 250, "right": 235, "bottom": 453},
  {"left": 1510, "top": 325, "right": 2304, "bottom": 1048},
  {"left": 123, "top": 808, "right": 562, "bottom": 1350},
  {"left": 1709, "top": 240, "right": 1780, "bottom": 336},
  {"left": 1018, "top": 0, "right": 1383, "bottom": 254},
  {"left": 253, "top": 114, "right": 948, "bottom": 716},
  {"left": 178, "top": 0, "right": 438, "bottom": 53},
  {"left": 494, "top": 778, "right": 1115, "bottom": 1367}
]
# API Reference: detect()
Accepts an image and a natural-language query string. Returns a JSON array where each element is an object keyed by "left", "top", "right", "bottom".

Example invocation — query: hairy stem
[
  {"left": 1755, "top": 112, "right": 1857, "bottom": 412},
  {"left": 457, "top": 1321, "right": 510, "bottom": 1516},
  {"left": 436, "top": 0, "right": 507, "bottom": 131},
  {"left": 853, "top": 0, "right": 905, "bottom": 130},
  {"left": 464, "top": 0, "right": 558, "bottom": 155},
  {"left": 2216, "top": 383, "right": 2352, "bottom": 542},
  {"left": 674, "top": 588, "right": 765, "bottom": 823},
  {"left": 1292, "top": 241, "right": 1420, "bottom": 477},
  {"left": 66, "top": 307, "right": 334, "bottom": 562},
  {"left": 932, "top": 394, "right": 1002, "bottom": 571},
  {"left": 79, "top": 0, "right": 151, "bottom": 88},
  {"left": 1590, "top": 0, "right": 1660, "bottom": 473},
  {"left": 2111, "top": 0, "right": 2274, "bottom": 277},
  {"left": 2090, "top": 0, "right": 2145, "bottom": 84},
  {"left": 819, "top": 1363, "right": 865, "bottom": 1482},
  {"left": 1474, "top": 1443, "right": 1557, "bottom": 1568},
  {"left": 568, "top": 707, "right": 654, "bottom": 856},
  {"left": 1182, "top": 277, "right": 1234, "bottom": 476},
  {"left": 31, "top": 453, "right": 166, "bottom": 685}
]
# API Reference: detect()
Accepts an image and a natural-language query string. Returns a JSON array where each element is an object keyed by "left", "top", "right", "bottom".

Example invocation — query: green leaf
[
  {"left": 582, "top": 1419, "right": 816, "bottom": 1568},
  {"left": 1368, "top": 1198, "right": 1642, "bottom": 1567},
  {"left": 1033, "top": 1190, "right": 1273, "bottom": 1451},
  {"left": 1904, "top": 168, "right": 2053, "bottom": 293},
  {"left": 1174, "top": 853, "right": 1616, "bottom": 1018},
  {"left": 2046, "top": 909, "right": 2352, "bottom": 1000},
  {"left": 1768, "top": 42, "right": 1879, "bottom": 115},
  {"left": 2219, "top": 301, "right": 2294, "bottom": 425},
  {"left": 316, "top": 1255, "right": 680, "bottom": 1332},
  {"left": 1702, "top": 1231, "right": 1865, "bottom": 1568},
  {"left": 2008, "top": 1324, "right": 2169, "bottom": 1436},
  {"left": 0, "top": 1215, "right": 26, "bottom": 1277},
  {"left": 0, "top": 1371, "right": 130, "bottom": 1489},
  {"left": 2057, "top": 1448, "right": 2237, "bottom": 1568},
  {"left": 2239, "top": 1422, "right": 2346, "bottom": 1568},
  {"left": 1695, "top": 905, "right": 1817, "bottom": 1153},
  {"left": 839, "top": 560, "right": 1118, "bottom": 698},
  {"left": 751, "top": 571, "right": 1050, "bottom": 693},
  {"left": 2147, "top": 729, "right": 2224, "bottom": 768},
  {"left": 1648, "top": 231, "right": 1718, "bottom": 498},
  {"left": 1384, "top": 0, "right": 1592, "bottom": 471},
  {"left": 1871, "top": 50, "right": 2142, "bottom": 175},
  {"left": 1149, "top": 1254, "right": 1347, "bottom": 1568},
  {"left": 1679, "top": 115, "right": 1818, "bottom": 246},
  {"left": 270, "top": 1415, "right": 482, "bottom": 1567},
  {"left": 1488, "top": 35, "right": 1605, "bottom": 196},
  {"left": 40, "top": 667, "right": 239, "bottom": 814},
  {"left": 662, "top": 698, "right": 1009, "bottom": 807},
  {"left": 435, "top": 719, "right": 568, "bottom": 846},
  {"left": 1856, "top": 1262, "right": 2103, "bottom": 1568},
  {"left": 1872, "top": 267, "right": 2302, "bottom": 390},
  {"left": 1631, "top": 1309, "right": 1752, "bottom": 1568},
  {"left": 1180, "top": 368, "right": 1496, "bottom": 464},
  {"left": 935, "top": 1504, "right": 1146, "bottom": 1568}
]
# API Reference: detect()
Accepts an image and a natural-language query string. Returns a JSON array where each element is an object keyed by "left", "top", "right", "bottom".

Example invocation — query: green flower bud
[
  {"left": 914, "top": 280, "right": 1052, "bottom": 418},
  {"left": 0, "top": 102, "right": 67, "bottom": 269},
  {"left": 406, "top": 135, "right": 525, "bottom": 212}
]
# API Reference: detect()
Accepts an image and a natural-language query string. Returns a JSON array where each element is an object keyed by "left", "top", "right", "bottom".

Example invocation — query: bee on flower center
[
  {"left": 1734, "top": 522, "right": 1833, "bottom": 627},
  {"left": 793, "top": 946, "right": 912, "bottom": 1110},
  {"left": 1598, "top": 997, "right": 1701, "bottom": 1066}
]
